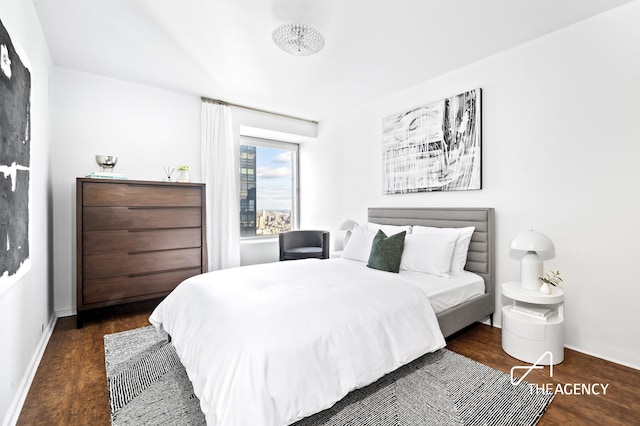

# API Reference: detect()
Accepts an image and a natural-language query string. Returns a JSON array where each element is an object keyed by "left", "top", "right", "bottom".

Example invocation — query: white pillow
[
  {"left": 412, "top": 226, "right": 475, "bottom": 272},
  {"left": 400, "top": 233, "right": 458, "bottom": 277},
  {"left": 342, "top": 225, "right": 377, "bottom": 262},
  {"left": 367, "top": 222, "right": 412, "bottom": 236}
]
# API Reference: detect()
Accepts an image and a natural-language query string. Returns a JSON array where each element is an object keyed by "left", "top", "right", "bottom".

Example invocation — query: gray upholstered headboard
[
  {"left": 367, "top": 207, "right": 495, "bottom": 336},
  {"left": 368, "top": 207, "right": 495, "bottom": 304}
]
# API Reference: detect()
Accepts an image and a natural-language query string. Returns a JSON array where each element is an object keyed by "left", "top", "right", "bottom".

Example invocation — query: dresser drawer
[
  {"left": 83, "top": 206, "right": 201, "bottom": 230},
  {"left": 83, "top": 228, "right": 201, "bottom": 255},
  {"left": 83, "top": 247, "right": 202, "bottom": 280},
  {"left": 83, "top": 182, "right": 202, "bottom": 207},
  {"left": 82, "top": 267, "right": 201, "bottom": 305}
]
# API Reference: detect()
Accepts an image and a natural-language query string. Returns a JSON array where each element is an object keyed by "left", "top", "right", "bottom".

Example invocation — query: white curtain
[{"left": 201, "top": 101, "right": 241, "bottom": 270}]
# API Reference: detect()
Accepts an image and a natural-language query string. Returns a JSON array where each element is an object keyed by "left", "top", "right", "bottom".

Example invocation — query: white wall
[
  {"left": 51, "top": 69, "right": 202, "bottom": 315},
  {"left": 0, "top": 1, "right": 54, "bottom": 424},
  {"left": 301, "top": 1, "right": 640, "bottom": 369}
]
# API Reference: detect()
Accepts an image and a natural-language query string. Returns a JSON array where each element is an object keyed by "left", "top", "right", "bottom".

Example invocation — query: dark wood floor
[{"left": 18, "top": 302, "right": 640, "bottom": 425}]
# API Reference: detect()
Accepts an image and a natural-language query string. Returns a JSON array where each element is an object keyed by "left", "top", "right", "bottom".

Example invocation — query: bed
[
  {"left": 149, "top": 207, "right": 494, "bottom": 426},
  {"left": 367, "top": 207, "right": 495, "bottom": 337}
]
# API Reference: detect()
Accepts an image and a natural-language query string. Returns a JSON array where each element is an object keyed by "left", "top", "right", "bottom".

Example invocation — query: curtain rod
[{"left": 201, "top": 96, "right": 318, "bottom": 124}]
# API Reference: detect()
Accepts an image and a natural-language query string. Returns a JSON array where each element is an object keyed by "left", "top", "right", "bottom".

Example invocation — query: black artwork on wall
[{"left": 0, "top": 15, "right": 31, "bottom": 283}]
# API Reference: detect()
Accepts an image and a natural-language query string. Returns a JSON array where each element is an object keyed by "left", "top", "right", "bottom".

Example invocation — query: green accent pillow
[{"left": 367, "top": 230, "right": 406, "bottom": 273}]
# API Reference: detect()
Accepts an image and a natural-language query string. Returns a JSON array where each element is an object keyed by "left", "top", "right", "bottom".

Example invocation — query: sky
[{"left": 255, "top": 146, "right": 293, "bottom": 212}]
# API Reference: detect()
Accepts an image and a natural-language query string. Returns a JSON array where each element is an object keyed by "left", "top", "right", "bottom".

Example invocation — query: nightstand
[{"left": 501, "top": 281, "right": 564, "bottom": 365}]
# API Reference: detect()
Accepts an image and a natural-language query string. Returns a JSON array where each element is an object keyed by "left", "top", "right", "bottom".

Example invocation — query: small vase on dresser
[{"left": 177, "top": 170, "right": 190, "bottom": 182}]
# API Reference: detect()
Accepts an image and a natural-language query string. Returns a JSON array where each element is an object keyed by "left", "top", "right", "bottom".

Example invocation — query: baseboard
[
  {"left": 55, "top": 308, "right": 75, "bottom": 318},
  {"left": 2, "top": 313, "right": 57, "bottom": 426},
  {"left": 564, "top": 344, "right": 640, "bottom": 371}
]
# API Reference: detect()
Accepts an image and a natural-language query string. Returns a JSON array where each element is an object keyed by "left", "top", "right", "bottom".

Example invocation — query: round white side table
[{"left": 501, "top": 281, "right": 564, "bottom": 365}]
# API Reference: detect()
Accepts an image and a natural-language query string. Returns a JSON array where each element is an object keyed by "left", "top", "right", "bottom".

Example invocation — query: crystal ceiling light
[{"left": 272, "top": 23, "right": 324, "bottom": 56}]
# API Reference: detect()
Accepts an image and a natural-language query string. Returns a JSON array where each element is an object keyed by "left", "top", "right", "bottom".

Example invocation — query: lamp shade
[
  {"left": 510, "top": 230, "right": 555, "bottom": 291},
  {"left": 509, "top": 230, "right": 555, "bottom": 261}
]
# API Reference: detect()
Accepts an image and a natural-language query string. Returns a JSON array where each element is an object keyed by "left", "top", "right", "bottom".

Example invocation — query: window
[{"left": 240, "top": 137, "right": 298, "bottom": 238}]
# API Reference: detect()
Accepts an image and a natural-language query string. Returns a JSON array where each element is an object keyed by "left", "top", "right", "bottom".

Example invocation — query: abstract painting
[
  {"left": 0, "top": 15, "right": 31, "bottom": 293},
  {"left": 382, "top": 89, "right": 481, "bottom": 194}
]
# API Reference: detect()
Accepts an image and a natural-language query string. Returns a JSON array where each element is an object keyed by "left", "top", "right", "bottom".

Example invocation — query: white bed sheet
[
  {"left": 149, "top": 258, "right": 446, "bottom": 426},
  {"left": 397, "top": 269, "right": 485, "bottom": 314}
]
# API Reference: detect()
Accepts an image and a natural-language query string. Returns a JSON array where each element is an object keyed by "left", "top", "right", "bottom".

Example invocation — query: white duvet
[{"left": 149, "top": 258, "right": 446, "bottom": 426}]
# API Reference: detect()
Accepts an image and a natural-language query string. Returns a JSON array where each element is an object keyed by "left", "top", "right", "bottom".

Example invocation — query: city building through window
[{"left": 240, "top": 137, "right": 298, "bottom": 238}]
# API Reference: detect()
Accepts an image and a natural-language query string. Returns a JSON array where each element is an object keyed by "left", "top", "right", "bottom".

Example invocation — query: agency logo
[
  {"left": 510, "top": 351, "right": 553, "bottom": 386},
  {"left": 510, "top": 351, "right": 609, "bottom": 396}
]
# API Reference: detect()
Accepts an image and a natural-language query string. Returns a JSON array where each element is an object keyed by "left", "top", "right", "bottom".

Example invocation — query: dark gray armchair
[{"left": 279, "top": 230, "right": 330, "bottom": 261}]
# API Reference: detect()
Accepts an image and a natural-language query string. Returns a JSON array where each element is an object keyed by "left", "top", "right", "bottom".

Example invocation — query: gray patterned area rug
[{"left": 104, "top": 326, "right": 553, "bottom": 426}]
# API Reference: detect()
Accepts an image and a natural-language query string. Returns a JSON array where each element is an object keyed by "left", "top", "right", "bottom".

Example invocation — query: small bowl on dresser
[{"left": 95, "top": 155, "right": 118, "bottom": 171}]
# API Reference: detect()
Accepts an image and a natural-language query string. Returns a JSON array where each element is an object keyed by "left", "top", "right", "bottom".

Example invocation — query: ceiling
[{"left": 33, "top": 0, "right": 632, "bottom": 121}]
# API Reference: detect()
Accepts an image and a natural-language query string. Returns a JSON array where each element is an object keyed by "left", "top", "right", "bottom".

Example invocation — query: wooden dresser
[{"left": 76, "top": 178, "right": 207, "bottom": 326}]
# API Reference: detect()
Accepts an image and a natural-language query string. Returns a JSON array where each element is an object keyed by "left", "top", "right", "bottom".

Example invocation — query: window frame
[{"left": 239, "top": 136, "right": 299, "bottom": 240}]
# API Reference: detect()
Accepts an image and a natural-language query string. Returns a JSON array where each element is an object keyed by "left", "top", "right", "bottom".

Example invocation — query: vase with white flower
[
  {"left": 176, "top": 165, "right": 190, "bottom": 182},
  {"left": 538, "top": 270, "right": 562, "bottom": 295}
]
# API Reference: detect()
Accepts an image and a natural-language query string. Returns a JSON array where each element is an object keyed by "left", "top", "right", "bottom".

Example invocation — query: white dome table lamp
[{"left": 509, "top": 230, "right": 555, "bottom": 291}]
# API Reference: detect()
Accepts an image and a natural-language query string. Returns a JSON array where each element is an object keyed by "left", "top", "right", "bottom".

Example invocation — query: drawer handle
[
  {"left": 127, "top": 227, "right": 201, "bottom": 232},
  {"left": 128, "top": 272, "right": 152, "bottom": 278},
  {"left": 127, "top": 206, "right": 197, "bottom": 210},
  {"left": 127, "top": 267, "right": 201, "bottom": 278},
  {"left": 128, "top": 246, "right": 201, "bottom": 255},
  {"left": 126, "top": 183, "right": 195, "bottom": 188},
  {"left": 127, "top": 271, "right": 165, "bottom": 278}
]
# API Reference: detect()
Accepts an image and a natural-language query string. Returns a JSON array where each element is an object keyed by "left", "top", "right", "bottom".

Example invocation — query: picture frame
[
  {"left": 381, "top": 88, "right": 481, "bottom": 194},
  {"left": 0, "top": 14, "right": 32, "bottom": 294}
]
